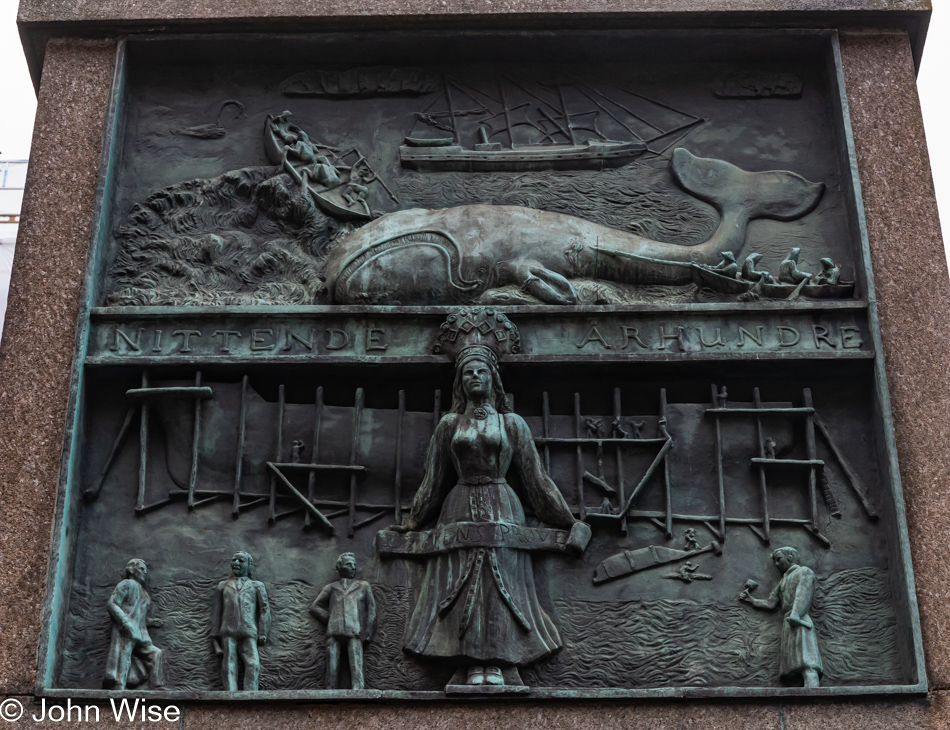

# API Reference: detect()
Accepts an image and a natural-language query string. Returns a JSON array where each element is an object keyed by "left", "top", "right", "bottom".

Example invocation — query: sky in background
[{"left": 0, "top": 0, "right": 948, "bottom": 252}]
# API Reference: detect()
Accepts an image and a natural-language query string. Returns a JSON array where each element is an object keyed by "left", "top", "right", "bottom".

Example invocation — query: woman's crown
[{"left": 433, "top": 307, "right": 521, "bottom": 361}]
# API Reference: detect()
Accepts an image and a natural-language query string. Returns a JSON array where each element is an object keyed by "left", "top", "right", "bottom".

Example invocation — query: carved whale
[{"left": 325, "top": 148, "right": 825, "bottom": 305}]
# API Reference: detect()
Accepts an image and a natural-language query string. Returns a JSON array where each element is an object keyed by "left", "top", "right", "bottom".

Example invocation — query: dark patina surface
[{"left": 34, "top": 29, "right": 924, "bottom": 701}]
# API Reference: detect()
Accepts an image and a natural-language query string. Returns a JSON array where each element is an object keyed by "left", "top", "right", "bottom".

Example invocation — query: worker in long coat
[
  {"left": 103, "top": 558, "right": 164, "bottom": 690},
  {"left": 739, "top": 546, "right": 823, "bottom": 687}
]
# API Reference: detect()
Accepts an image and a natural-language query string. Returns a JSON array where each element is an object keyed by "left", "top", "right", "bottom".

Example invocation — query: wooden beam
[
  {"left": 136, "top": 370, "right": 149, "bottom": 512},
  {"left": 187, "top": 371, "right": 203, "bottom": 510},
  {"left": 232, "top": 375, "right": 248, "bottom": 517},
  {"left": 348, "top": 388, "right": 364, "bottom": 537},
  {"left": 267, "top": 463, "right": 335, "bottom": 534},
  {"left": 711, "top": 384, "right": 726, "bottom": 541}
]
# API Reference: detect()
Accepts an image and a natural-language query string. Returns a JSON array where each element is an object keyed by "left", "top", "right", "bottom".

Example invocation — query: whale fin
[
  {"left": 671, "top": 148, "right": 824, "bottom": 222},
  {"left": 504, "top": 259, "right": 577, "bottom": 304}
]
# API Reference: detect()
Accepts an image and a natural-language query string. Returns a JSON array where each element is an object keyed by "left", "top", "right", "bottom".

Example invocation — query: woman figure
[{"left": 390, "top": 343, "right": 581, "bottom": 687}]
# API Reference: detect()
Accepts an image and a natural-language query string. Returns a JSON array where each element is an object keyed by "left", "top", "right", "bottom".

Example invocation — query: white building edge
[{"left": 0, "top": 160, "right": 27, "bottom": 337}]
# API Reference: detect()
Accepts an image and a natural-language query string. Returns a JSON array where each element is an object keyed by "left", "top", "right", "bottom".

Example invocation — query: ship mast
[
  {"left": 443, "top": 77, "right": 459, "bottom": 143},
  {"left": 557, "top": 79, "right": 578, "bottom": 145},
  {"left": 499, "top": 79, "right": 516, "bottom": 149}
]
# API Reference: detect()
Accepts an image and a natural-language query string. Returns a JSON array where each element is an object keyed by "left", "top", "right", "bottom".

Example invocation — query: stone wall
[{"left": 1, "top": 27, "right": 947, "bottom": 728}]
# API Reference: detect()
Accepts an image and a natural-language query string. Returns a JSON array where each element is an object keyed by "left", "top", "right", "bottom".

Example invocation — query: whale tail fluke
[{"left": 671, "top": 148, "right": 825, "bottom": 222}]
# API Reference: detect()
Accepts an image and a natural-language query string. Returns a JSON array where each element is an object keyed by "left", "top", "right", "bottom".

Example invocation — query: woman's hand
[{"left": 387, "top": 519, "right": 419, "bottom": 533}]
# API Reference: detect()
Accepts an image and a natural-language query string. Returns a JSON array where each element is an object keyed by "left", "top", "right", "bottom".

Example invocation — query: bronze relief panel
[{"left": 36, "top": 30, "right": 924, "bottom": 701}]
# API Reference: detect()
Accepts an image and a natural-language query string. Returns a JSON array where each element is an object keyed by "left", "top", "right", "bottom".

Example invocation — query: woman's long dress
[{"left": 402, "top": 409, "right": 577, "bottom": 666}]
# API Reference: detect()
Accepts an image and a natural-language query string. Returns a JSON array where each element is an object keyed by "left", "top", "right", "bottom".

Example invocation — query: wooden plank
[
  {"left": 614, "top": 388, "right": 627, "bottom": 534},
  {"left": 813, "top": 413, "right": 878, "bottom": 519},
  {"left": 84, "top": 404, "right": 137, "bottom": 501},
  {"left": 711, "top": 384, "right": 726, "bottom": 541},
  {"left": 269, "top": 384, "right": 285, "bottom": 522},
  {"left": 542, "top": 392, "right": 552, "bottom": 474},
  {"left": 574, "top": 392, "right": 586, "bottom": 521},
  {"left": 306, "top": 386, "right": 324, "bottom": 529},
  {"left": 126, "top": 386, "right": 214, "bottom": 400},
  {"left": 349, "top": 388, "right": 364, "bottom": 537},
  {"left": 190, "top": 496, "right": 221, "bottom": 509},
  {"left": 703, "top": 520, "right": 723, "bottom": 541},
  {"left": 705, "top": 407, "right": 814, "bottom": 416},
  {"left": 187, "top": 371, "right": 202, "bottom": 510},
  {"left": 803, "top": 388, "right": 819, "bottom": 530},
  {"left": 136, "top": 370, "right": 149, "bottom": 512},
  {"left": 535, "top": 437, "right": 668, "bottom": 445},
  {"left": 273, "top": 507, "right": 304, "bottom": 521},
  {"left": 583, "top": 471, "right": 615, "bottom": 494},
  {"left": 232, "top": 374, "right": 248, "bottom": 517},
  {"left": 753, "top": 387, "right": 770, "bottom": 542},
  {"left": 803, "top": 522, "right": 832, "bottom": 548},
  {"left": 620, "top": 438, "right": 673, "bottom": 515},
  {"left": 395, "top": 390, "right": 406, "bottom": 525},
  {"left": 751, "top": 458, "right": 825, "bottom": 467},
  {"left": 135, "top": 497, "right": 171, "bottom": 515},
  {"left": 353, "top": 510, "right": 389, "bottom": 529},
  {"left": 660, "top": 387, "right": 671, "bottom": 539},
  {"left": 185, "top": 491, "right": 394, "bottom": 512},
  {"left": 270, "top": 463, "right": 365, "bottom": 471},
  {"left": 620, "top": 509, "right": 815, "bottom": 526},
  {"left": 267, "top": 463, "right": 335, "bottom": 534}
]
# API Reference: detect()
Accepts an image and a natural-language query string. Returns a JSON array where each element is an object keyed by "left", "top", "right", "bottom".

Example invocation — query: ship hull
[{"left": 399, "top": 140, "right": 647, "bottom": 172}]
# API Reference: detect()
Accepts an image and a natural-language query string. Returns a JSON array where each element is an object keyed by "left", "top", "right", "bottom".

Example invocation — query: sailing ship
[{"left": 399, "top": 75, "right": 703, "bottom": 172}]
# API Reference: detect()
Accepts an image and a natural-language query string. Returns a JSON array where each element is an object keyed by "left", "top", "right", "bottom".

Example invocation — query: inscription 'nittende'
[{"left": 94, "top": 318, "right": 867, "bottom": 361}]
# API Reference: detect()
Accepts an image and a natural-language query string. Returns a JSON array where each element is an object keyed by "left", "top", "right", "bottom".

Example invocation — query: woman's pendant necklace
[{"left": 472, "top": 406, "right": 489, "bottom": 420}]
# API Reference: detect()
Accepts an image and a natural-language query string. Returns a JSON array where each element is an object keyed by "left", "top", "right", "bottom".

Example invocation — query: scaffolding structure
[{"left": 85, "top": 372, "right": 877, "bottom": 546}]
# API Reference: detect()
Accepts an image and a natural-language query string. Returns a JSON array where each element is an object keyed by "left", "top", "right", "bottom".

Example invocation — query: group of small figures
[
  {"left": 270, "top": 111, "right": 371, "bottom": 206},
  {"left": 584, "top": 416, "right": 670, "bottom": 440},
  {"left": 103, "top": 546, "right": 823, "bottom": 692},
  {"left": 103, "top": 551, "right": 374, "bottom": 693},
  {"left": 711, "top": 247, "right": 841, "bottom": 286}
]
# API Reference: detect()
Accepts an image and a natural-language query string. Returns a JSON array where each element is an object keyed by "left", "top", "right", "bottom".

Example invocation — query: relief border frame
[{"left": 32, "top": 29, "right": 928, "bottom": 700}]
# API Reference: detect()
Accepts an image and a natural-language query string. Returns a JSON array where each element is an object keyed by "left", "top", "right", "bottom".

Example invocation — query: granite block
[
  {"left": 0, "top": 24, "right": 945, "bottom": 728},
  {"left": 14, "top": 0, "right": 933, "bottom": 25},
  {"left": 782, "top": 692, "right": 949, "bottom": 730},
  {"left": 0, "top": 39, "right": 115, "bottom": 694},
  {"left": 839, "top": 32, "right": 950, "bottom": 688},
  {"left": 180, "top": 701, "right": 781, "bottom": 730}
]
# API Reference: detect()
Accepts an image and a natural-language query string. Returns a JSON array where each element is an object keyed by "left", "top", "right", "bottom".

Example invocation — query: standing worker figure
[
  {"left": 103, "top": 558, "right": 164, "bottom": 690},
  {"left": 310, "top": 552, "right": 377, "bottom": 689},
  {"left": 211, "top": 551, "right": 271, "bottom": 691},
  {"left": 738, "top": 546, "right": 823, "bottom": 687}
]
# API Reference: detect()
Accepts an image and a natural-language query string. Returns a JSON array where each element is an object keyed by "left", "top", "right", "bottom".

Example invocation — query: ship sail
[{"left": 400, "top": 75, "right": 702, "bottom": 172}]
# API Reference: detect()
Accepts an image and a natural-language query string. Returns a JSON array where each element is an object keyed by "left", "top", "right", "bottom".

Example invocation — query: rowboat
[{"left": 264, "top": 114, "right": 372, "bottom": 221}]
